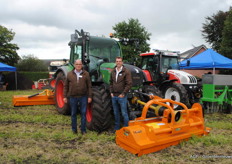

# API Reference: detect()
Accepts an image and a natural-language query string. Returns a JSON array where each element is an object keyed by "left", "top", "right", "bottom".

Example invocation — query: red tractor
[{"left": 140, "top": 49, "right": 201, "bottom": 109}]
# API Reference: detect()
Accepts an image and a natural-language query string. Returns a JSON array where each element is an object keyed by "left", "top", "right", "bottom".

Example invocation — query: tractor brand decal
[
  {"left": 133, "top": 76, "right": 141, "bottom": 80},
  {"left": 133, "top": 130, "right": 142, "bottom": 134}
]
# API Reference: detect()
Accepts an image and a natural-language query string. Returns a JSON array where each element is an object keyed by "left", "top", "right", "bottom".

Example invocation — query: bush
[
  {"left": 15, "top": 55, "right": 48, "bottom": 72},
  {"left": 20, "top": 72, "right": 49, "bottom": 81}
]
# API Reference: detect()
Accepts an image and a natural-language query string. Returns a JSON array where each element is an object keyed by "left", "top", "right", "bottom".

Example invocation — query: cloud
[{"left": 0, "top": 0, "right": 231, "bottom": 59}]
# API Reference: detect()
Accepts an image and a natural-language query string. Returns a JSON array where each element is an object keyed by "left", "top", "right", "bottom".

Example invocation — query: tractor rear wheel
[
  {"left": 162, "top": 83, "right": 190, "bottom": 110},
  {"left": 86, "top": 85, "right": 113, "bottom": 132},
  {"left": 54, "top": 72, "right": 70, "bottom": 115}
]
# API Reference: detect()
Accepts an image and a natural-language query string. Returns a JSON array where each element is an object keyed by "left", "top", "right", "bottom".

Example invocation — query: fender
[
  {"left": 159, "top": 79, "right": 177, "bottom": 90},
  {"left": 142, "top": 70, "right": 152, "bottom": 81},
  {"left": 49, "top": 65, "right": 73, "bottom": 89},
  {"left": 53, "top": 64, "right": 74, "bottom": 79}
]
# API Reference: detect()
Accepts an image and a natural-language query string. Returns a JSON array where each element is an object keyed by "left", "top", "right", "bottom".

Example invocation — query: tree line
[{"left": 0, "top": 7, "right": 232, "bottom": 71}]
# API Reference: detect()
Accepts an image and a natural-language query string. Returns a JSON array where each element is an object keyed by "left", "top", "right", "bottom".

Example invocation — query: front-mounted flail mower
[{"left": 116, "top": 96, "right": 210, "bottom": 156}]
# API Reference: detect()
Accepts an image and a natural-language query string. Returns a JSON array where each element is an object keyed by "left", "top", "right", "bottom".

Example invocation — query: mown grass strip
[{"left": 182, "top": 133, "right": 232, "bottom": 146}]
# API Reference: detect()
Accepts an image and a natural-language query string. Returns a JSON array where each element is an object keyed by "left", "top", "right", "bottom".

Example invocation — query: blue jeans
[
  {"left": 112, "top": 95, "right": 129, "bottom": 130},
  {"left": 69, "top": 96, "right": 87, "bottom": 133}
]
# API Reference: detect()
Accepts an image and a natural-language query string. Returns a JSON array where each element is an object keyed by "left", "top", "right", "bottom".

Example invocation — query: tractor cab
[
  {"left": 140, "top": 50, "right": 180, "bottom": 82},
  {"left": 69, "top": 30, "right": 121, "bottom": 82}
]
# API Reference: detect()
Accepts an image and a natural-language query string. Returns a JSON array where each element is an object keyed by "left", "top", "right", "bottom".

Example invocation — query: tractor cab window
[
  {"left": 70, "top": 45, "right": 82, "bottom": 64},
  {"left": 161, "top": 56, "right": 179, "bottom": 72},
  {"left": 88, "top": 37, "right": 121, "bottom": 72},
  {"left": 141, "top": 56, "right": 158, "bottom": 72}
]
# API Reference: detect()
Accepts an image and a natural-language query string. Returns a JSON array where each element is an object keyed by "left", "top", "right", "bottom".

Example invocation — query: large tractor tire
[
  {"left": 54, "top": 72, "right": 70, "bottom": 115},
  {"left": 142, "top": 85, "right": 162, "bottom": 118},
  {"left": 143, "top": 85, "right": 162, "bottom": 99},
  {"left": 162, "top": 83, "right": 190, "bottom": 110},
  {"left": 86, "top": 85, "right": 113, "bottom": 132},
  {"left": 49, "top": 78, "right": 56, "bottom": 89}
]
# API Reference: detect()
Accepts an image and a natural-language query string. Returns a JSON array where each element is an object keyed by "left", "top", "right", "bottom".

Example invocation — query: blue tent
[
  {"left": 0, "top": 62, "right": 16, "bottom": 72},
  {"left": 180, "top": 49, "right": 232, "bottom": 69},
  {"left": 0, "top": 62, "right": 17, "bottom": 89}
]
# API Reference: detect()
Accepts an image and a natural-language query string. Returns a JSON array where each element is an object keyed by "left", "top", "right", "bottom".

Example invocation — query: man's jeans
[
  {"left": 112, "top": 95, "right": 129, "bottom": 130},
  {"left": 69, "top": 96, "right": 87, "bottom": 133}
]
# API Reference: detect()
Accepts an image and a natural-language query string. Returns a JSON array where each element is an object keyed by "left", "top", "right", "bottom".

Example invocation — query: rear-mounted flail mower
[{"left": 116, "top": 96, "right": 211, "bottom": 157}]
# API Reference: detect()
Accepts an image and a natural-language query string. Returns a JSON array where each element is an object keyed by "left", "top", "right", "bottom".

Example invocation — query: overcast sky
[{"left": 1, "top": 0, "right": 231, "bottom": 59}]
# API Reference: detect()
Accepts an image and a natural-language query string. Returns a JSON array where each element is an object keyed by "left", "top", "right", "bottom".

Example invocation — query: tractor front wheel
[
  {"left": 54, "top": 72, "right": 70, "bottom": 115},
  {"left": 162, "top": 83, "right": 190, "bottom": 110}
]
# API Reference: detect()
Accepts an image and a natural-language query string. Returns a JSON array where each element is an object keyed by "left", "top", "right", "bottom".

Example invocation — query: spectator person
[
  {"left": 63, "top": 59, "right": 92, "bottom": 135},
  {"left": 110, "top": 57, "right": 132, "bottom": 131},
  {"left": 0, "top": 72, "right": 7, "bottom": 90}
]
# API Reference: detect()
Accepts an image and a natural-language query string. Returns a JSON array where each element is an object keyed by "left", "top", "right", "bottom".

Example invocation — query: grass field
[{"left": 0, "top": 90, "right": 232, "bottom": 164}]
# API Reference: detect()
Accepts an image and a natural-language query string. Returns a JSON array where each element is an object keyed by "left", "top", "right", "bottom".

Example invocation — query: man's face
[
  {"left": 74, "top": 60, "right": 83, "bottom": 71},
  {"left": 115, "top": 58, "right": 123, "bottom": 68}
]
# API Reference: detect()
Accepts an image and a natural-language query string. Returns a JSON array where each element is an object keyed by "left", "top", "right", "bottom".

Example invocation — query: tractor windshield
[
  {"left": 141, "top": 56, "right": 158, "bottom": 72},
  {"left": 88, "top": 36, "right": 121, "bottom": 71},
  {"left": 161, "top": 56, "right": 179, "bottom": 72}
]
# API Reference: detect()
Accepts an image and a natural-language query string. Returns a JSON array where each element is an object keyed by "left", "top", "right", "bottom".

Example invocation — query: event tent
[
  {"left": 0, "top": 62, "right": 16, "bottom": 72},
  {"left": 180, "top": 49, "right": 232, "bottom": 72},
  {"left": 0, "top": 62, "right": 17, "bottom": 89}
]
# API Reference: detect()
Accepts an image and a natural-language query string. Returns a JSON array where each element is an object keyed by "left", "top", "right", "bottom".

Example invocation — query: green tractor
[{"left": 51, "top": 29, "right": 159, "bottom": 132}]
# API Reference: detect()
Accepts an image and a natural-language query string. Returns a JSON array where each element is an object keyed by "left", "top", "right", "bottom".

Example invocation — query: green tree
[
  {"left": 219, "top": 9, "right": 232, "bottom": 59},
  {"left": 202, "top": 9, "right": 230, "bottom": 51},
  {"left": 112, "top": 18, "right": 151, "bottom": 64},
  {"left": 0, "top": 25, "right": 20, "bottom": 66},
  {"left": 16, "top": 54, "right": 47, "bottom": 72}
]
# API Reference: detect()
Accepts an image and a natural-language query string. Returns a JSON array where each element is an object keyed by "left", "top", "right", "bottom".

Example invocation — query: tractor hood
[
  {"left": 124, "top": 64, "right": 144, "bottom": 89},
  {"left": 168, "top": 70, "right": 197, "bottom": 85}
]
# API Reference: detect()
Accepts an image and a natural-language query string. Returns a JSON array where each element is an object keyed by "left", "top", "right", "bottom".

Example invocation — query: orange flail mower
[
  {"left": 12, "top": 89, "right": 55, "bottom": 106},
  {"left": 116, "top": 96, "right": 211, "bottom": 157}
]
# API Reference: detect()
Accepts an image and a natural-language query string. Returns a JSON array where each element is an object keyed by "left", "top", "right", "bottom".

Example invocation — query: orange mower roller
[{"left": 116, "top": 96, "right": 211, "bottom": 157}]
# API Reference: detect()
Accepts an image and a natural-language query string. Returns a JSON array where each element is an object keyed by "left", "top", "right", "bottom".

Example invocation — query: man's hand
[
  {"left": 88, "top": 98, "right": 92, "bottom": 103},
  {"left": 63, "top": 98, "right": 67, "bottom": 103},
  {"left": 111, "top": 93, "right": 114, "bottom": 97}
]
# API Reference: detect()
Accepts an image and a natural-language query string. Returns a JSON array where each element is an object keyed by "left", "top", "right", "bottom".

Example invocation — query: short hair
[
  {"left": 75, "top": 59, "right": 82, "bottom": 64},
  {"left": 115, "top": 57, "right": 123, "bottom": 61}
]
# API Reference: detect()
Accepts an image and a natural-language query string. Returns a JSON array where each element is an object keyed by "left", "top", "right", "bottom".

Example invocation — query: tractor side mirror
[
  {"left": 83, "top": 53, "right": 90, "bottom": 64},
  {"left": 71, "top": 34, "right": 78, "bottom": 43}
]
